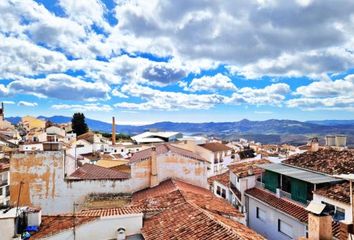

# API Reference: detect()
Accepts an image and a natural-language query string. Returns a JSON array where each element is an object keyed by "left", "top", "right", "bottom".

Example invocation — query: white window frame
[
  {"left": 278, "top": 219, "right": 293, "bottom": 238},
  {"left": 256, "top": 207, "right": 266, "bottom": 222}
]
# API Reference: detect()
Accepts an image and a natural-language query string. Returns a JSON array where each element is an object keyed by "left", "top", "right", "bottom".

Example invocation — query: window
[
  {"left": 256, "top": 207, "right": 266, "bottom": 222},
  {"left": 334, "top": 207, "right": 345, "bottom": 221},
  {"left": 214, "top": 165, "right": 218, "bottom": 173},
  {"left": 216, "top": 186, "right": 221, "bottom": 195},
  {"left": 221, "top": 189, "right": 226, "bottom": 198},
  {"left": 278, "top": 219, "right": 293, "bottom": 238}
]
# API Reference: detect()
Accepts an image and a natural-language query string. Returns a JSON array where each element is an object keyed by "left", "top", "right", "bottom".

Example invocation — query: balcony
[
  {"left": 230, "top": 182, "right": 242, "bottom": 201},
  {"left": 0, "top": 179, "right": 8, "bottom": 187},
  {"left": 255, "top": 181, "right": 309, "bottom": 206}
]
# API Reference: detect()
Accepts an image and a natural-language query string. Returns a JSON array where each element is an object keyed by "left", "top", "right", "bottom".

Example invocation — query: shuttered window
[{"left": 263, "top": 171, "right": 279, "bottom": 193}]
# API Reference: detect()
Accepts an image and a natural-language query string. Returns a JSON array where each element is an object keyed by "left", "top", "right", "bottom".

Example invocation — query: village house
[
  {"left": 9, "top": 143, "right": 209, "bottom": 214},
  {"left": 208, "top": 159, "right": 270, "bottom": 213},
  {"left": 244, "top": 149, "right": 354, "bottom": 240},
  {"left": 0, "top": 161, "right": 10, "bottom": 207},
  {"left": 3, "top": 178, "right": 265, "bottom": 240},
  {"left": 176, "top": 141, "right": 233, "bottom": 176}
]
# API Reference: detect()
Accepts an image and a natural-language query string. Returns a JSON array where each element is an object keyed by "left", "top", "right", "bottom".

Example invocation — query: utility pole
[
  {"left": 73, "top": 202, "right": 79, "bottom": 240},
  {"left": 13, "top": 181, "right": 24, "bottom": 238}
]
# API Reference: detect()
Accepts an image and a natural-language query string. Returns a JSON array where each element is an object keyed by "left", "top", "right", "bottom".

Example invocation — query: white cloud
[
  {"left": 287, "top": 74, "right": 354, "bottom": 110},
  {"left": 111, "top": 89, "right": 129, "bottom": 98},
  {"left": 185, "top": 73, "right": 237, "bottom": 92},
  {"left": 0, "top": 35, "right": 68, "bottom": 79},
  {"left": 17, "top": 101, "right": 38, "bottom": 107},
  {"left": 52, "top": 103, "right": 113, "bottom": 112},
  {"left": 227, "top": 83, "right": 290, "bottom": 106},
  {"left": 114, "top": 83, "right": 225, "bottom": 110},
  {"left": 2, "top": 101, "right": 15, "bottom": 104},
  {"left": 9, "top": 74, "right": 110, "bottom": 101},
  {"left": 58, "top": 0, "right": 111, "bottom": 31}
]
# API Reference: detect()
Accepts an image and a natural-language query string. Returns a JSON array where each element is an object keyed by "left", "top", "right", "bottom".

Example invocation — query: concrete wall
[
  {"left": 40, "top": 214, "right": 143, "bottom": 240},
  {"left": 247, "top": 195, "right": 306, "bottom": 240},
  {"left": 10, "top": 151, "right": 149, "bottom": 214},
  {"left": 157, "top": 152, "right": 208, "bottom": 188},
  {"left": 10, "top": 150, "right": 208, "bottom": 214}
]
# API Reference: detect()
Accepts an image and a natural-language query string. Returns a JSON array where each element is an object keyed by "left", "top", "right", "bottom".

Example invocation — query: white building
[
  {"left": 132, "top": 130, "right": 183, "bottom": 144},
  {"left": 0, "top": 162, "right": 10, "bottom": 206}
]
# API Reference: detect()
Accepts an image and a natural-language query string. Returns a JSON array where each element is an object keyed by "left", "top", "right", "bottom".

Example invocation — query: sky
[{"left": 1, "top": 0, "right": 354, "bottom": 124}]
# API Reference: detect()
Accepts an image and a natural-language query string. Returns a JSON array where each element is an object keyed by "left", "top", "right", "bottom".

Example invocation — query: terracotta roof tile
[
  {"left": 245, "top": 187, "right": 308, "bottom": 223},
  {"left": 142, "top": 202, "right": 265, "bottom": 240},
  {"left": 208, "top": 170, "right": 230, "bottom": 186},
  {"left": 199, "top": 142, "right": 232, "bottom": 152},
  {"left": 132, "top": 179, "right": 242, "bottom": 218},
  {"left": 228, "top": 159, "right": 270, "bottom": 178},
  {"left": 68, "top": 163, "right": 130, "bottom": 180},
  {"left": 31, "top": 215, "right": 97, "bottom": 239},
  {"left": 283, "top": 149, "right": 354, "bottom": 175},
  {"left": 129, "top": 144, "right": 206, "bottom": 164},
  {"left": 315, "top": 182, "right": 350, "bottom": 205},
  {"left": 79, "top": 206, "right": 160, "bottom": 217}
]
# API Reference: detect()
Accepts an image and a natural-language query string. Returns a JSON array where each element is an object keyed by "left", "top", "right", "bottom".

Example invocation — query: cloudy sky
[{"left": 1, "top": 0, "right": 354, "bottom": 124}]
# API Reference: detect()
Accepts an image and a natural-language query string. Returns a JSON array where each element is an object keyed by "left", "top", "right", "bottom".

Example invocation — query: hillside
[{"left": 6, "top": 116, "right": 354, "bottom": 146}]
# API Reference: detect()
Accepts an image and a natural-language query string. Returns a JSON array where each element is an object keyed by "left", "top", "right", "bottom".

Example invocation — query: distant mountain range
[{"left": 6, "top": 116, "right": 354, "bottom": 146}]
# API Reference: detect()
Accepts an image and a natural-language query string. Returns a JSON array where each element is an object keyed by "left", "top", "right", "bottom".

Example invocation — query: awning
[{"left": 258, "top": 163, "right": 340, "bottom": 184}]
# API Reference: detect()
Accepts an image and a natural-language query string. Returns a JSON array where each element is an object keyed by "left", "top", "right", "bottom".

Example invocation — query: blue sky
[{"left": 1, "top": 0, "right": 354, "bottom": 124}]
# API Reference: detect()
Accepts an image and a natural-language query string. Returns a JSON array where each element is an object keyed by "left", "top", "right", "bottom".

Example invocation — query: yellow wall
[{"left": 22, "top": 116, "right": 46, "bottom": 130}]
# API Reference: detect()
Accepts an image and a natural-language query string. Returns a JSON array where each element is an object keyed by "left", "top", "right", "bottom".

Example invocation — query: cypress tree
[{"left": 71, "top": 113, "right": 88, "bottom": 136}]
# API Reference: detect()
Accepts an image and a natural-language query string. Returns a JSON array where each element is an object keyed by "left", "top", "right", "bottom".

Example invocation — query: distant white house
[{"left": 132, "top": 130, "right": 183, "bottom": 144}]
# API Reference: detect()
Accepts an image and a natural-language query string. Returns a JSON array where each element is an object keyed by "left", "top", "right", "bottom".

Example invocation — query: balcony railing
[{"left": 255, "top": 180, "right": 265, "bottom": 189}]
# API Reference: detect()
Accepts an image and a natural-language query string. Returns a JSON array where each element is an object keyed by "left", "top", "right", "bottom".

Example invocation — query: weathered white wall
[
  {"left": 40, "top": 214, "right": 143, "bottom": 240},
  {"left": 0, "top": 218, "right": 15, "bottom": 240},
  {"left": 11, "top": 150, "right": 208, "bottom": 214},
  {"left": 247, "top": 195, "right": 306, "bottom": 240},
  {"left": 157, "top": 152, "right": 208, "bottom": 188}
]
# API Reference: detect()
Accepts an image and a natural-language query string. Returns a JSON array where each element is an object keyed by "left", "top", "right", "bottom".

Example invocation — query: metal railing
[{"left": 255, "top": 180, "right": 265, "bottom": 188}]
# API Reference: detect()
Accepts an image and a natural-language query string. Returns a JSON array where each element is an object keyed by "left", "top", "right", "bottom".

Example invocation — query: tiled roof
[
  {"left": 228, "top": 159, "right": 270, "bottom": 178},
  {"left": 68, "top": 163, "right": 130, "bottom": 180},
  {"left": 199, "top": 142, "right": 232, "bottom": 152},
  {"left": 79, "top": 206, "right": 160, "bottom": 217},
  {"left": 245, "top": 187, "right": 308, "bottom": 223},
  {"left": 132, "top": 179, "right": 242, "bottom": 218},
  {"left": 77, "top": 132, "right": 95, "bottom": 143},
  {"left": 79, "top": 152, "right": 101, "bottom": 161},
  {"left": 315, "top": 182, "right": 350, "bottom": 205},
  {"left": 142, "top": 201, "right": 265, "bottom": 240},
  {"left": 129, "top": 144, "right": 206, "bottom": 164},
  {"left": 208, "top": 170, "right": 230, "bottom": 186},
  {"left": 31, "top": 215, "right": 97, "bottom": 239},
  {"left": 283, "top": 149, "right": 354, "bottom": 175}
]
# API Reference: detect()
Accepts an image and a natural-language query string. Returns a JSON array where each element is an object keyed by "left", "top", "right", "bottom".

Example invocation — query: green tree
[{"left": 71, "top": 113, "right": 88, "bottom": 136}]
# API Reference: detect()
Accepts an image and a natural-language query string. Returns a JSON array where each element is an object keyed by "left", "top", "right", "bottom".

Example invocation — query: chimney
[
  {"left": 308, "top": 213, "right": 332, "bottom": 240},
  {"left": 150, "top": 146, "right": 158, "bottom": 188},
  {"left": 310, "top": 137, "right": 319, "bottom": 152},
  {"left": 112, "top": 117, "right": 116, "bottom": 146}
]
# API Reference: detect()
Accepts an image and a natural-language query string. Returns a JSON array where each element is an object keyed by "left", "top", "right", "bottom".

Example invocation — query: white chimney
[{"left": 117, "top": 227, "right": 126, "bottom": 240}]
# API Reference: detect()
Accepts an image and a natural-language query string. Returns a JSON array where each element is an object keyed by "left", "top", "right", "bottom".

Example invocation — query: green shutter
[
  {"left": 291, "top": 178, "right": 307, "bottom": 203},
  {"left": 264, "top": 171, "right": 279, "bottom": 193}
]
